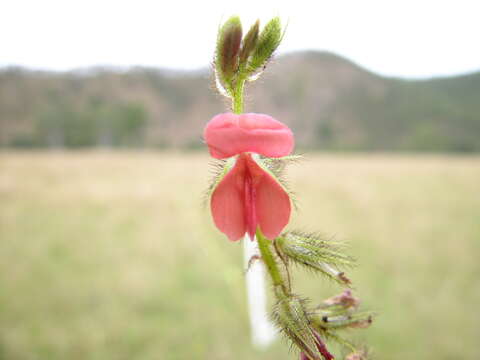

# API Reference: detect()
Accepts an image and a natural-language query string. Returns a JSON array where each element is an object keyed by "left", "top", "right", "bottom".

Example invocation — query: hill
[{"left": 1, "top": 51, "right": 479, "bottom": 151}]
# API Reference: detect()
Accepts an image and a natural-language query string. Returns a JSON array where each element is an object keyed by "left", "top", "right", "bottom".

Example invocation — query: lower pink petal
[
  {"left": 210, "top": 157, "right": 247, "bottom": 242},
  {"left": 246, "top": 156, "right": 291, "bottom": 240}
]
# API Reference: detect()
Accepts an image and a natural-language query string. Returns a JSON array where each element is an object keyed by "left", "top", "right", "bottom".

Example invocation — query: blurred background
[{"left": 1, "top": 1, "right": 479, "bottom": 359}]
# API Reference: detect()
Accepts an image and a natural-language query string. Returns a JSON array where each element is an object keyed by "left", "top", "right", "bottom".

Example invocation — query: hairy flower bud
[
  {"left": 247, "top": 17, "right": 283, "bottom": 78},
  {"left": 215, "top": 16, "right": 242, "bottom": 93},
  {"left": 273, "top": 290, "right": 325, "bottom": 360},
  {"left": 239, "top": 20, "right": 260, "bottom": 65},
  {"left": 311, "top": 290, "right": 374, "bottom": 333},
  {"left": 276, "top": 231, "right": 354, "bottom": 285}
]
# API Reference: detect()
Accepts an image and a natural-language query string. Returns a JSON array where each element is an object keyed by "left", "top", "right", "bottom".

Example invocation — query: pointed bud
[
  {"left": 215, "top": 16, "right": 242, "bottom": 93},
  {"left": 247, "top": 17, "right": 283, "bottom": 78},
  {"left": 272, "top": 290, "right": 322, "bottom": 359},
  {"left": 276, "top": 231, "right": 354, "bottom": 286},
  {"left": 239, "top": 20, "right": 260, "bottom": 65}
]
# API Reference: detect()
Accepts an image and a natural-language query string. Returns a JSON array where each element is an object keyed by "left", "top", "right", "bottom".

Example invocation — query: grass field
[{"left": 1, "top": 152, "right": 479, "bottom": 360}]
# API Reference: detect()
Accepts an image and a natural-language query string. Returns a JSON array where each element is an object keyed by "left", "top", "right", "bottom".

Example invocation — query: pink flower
[{"left": 204, "top": 113, "right": 294, "bottom": 241}]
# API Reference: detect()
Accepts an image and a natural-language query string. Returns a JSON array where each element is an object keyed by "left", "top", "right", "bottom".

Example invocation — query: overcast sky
[{"left": 1, "top": 0, "right": 479, "bottom": 78}]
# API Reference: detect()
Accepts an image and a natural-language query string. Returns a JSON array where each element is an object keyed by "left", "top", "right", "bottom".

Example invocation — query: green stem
[
  {"left": 256, "top": 228, "right": 288, "bottom": 293},
  {"left": 232, "top": 78, "right": 245, "bottom": 114}
]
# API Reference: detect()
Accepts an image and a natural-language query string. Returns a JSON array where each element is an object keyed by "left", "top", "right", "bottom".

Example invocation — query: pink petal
[
  {"left": 210, "top": 155, "right": 247, "bottom": 241},
  {"left": 210, "top": 154, "right": 292, "bottom": 242},
  {"left": 246, "top": 155, "right": 291, "bottom": 240},
  {"left": 204, "top": 113, "right": 294, "bottom": 159}
]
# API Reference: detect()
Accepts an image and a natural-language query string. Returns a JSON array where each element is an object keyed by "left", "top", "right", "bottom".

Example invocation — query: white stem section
[{"left": 243, "top": 234, "right": 276, "bottom": 348}]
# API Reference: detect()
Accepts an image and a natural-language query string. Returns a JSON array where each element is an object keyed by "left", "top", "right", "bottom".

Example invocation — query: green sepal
[{"left": 204, "top": 157, "right": 235, "bottom": 205}]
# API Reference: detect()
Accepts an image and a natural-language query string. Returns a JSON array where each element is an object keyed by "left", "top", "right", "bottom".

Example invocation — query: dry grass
[{"left": 0, "top": 151, "right": 479, "bottom": 360}]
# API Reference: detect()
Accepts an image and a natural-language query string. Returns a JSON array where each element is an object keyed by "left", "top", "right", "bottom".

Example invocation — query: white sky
[{"left": 1, "top": 0, "right": 479, "bottom": 78}]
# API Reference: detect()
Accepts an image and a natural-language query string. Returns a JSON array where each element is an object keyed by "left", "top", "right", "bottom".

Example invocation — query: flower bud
[
  {"left": 320, "top": 290, "right": 360, "bottom": 311},
  {"left": 239, "top": 20, "right": 260, "bottom": 65},
  {"left": 247, "top": 17, "right": 283, "bottom": 78},
  {"left": 311, "top": 290, "right": 374, "bottom": 331},
  {"left": 276, "top": 231, "right": 354, "bottom": 286},
  {"left": 215, "top": 16, "right": 242, "bottom": 93},
  {"left": 273, "top": 290, "right": 323, "bottom": 359}
]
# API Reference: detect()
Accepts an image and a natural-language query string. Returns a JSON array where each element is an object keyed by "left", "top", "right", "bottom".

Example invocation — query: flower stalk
[
  {"left": 233, "top": 77, "right": 245, "bottom": 114},
  {"left": 256, "top": 228, "right": 288, "bottom": 292}
]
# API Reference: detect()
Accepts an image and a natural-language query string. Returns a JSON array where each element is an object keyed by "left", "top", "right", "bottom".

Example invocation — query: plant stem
[
  {"left": 232, "top": 78, "right": 245, "bottom": 114},
  {"left": 256, "top": 228, "right": 288, "bottom": 293},
  {"left": 274, "top": 239, "right": 291, "bottom": 292}
]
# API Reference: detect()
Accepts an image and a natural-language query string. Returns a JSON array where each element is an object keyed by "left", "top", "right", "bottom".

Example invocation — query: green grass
[{"left": 0, "top": 152, "right": 479, "bottom": 360}]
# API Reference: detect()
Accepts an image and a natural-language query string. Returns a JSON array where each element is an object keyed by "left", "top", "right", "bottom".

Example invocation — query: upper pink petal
[
  {"left": 204, "top": 113, "right": 294, "bottom": 159},
  {"left": 246, "top": 155, "right": 291, "bottom": 240},
  {"left": 210, "top": 155, "right": 247, "bottom": 242}
]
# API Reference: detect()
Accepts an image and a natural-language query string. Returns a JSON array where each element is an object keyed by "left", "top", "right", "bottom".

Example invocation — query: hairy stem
[
  {"left": 274, "top": 239, "right": 292, "bottom": 292},
  {"left": 256, "top": 228, "right": 288, "bottom": 294},
  {"left": 232, "top": 77, "right": 245, "bottom": 114}
]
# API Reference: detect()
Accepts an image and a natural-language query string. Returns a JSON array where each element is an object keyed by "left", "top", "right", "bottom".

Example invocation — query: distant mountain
[{"left": 1, "top": 51, "right": 479, "bottom": 151}]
